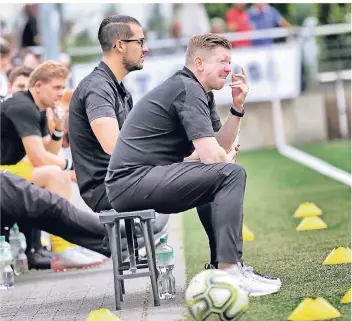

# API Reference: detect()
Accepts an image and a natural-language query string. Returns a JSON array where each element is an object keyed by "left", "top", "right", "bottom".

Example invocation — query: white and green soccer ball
[{"left": 185, "top": 269, "right": 249, "bottom": 321}]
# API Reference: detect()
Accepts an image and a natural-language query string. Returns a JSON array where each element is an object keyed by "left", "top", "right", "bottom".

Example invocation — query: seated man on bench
[{"left": 106, "top": 33, "right": 282, "bottom": 297}]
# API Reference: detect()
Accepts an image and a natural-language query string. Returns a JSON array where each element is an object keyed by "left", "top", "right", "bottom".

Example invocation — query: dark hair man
[
  {"left": 69, "top": 15, "right": 148, "bottom": 212},
  {"left": 7, "top": 65, "right": 33, "bottom": 96},
  {"left": 69, "top": 15, "right": 170, "bottom": 244}
]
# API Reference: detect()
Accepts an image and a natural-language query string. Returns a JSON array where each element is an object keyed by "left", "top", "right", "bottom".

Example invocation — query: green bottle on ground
[{"left": 156, "top": 236, "right": 176, "bottom": 299}]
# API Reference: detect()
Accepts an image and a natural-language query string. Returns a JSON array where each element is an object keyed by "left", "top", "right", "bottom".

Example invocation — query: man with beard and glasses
[{"left": 69, "top": 15, "right": 170, "bottom": 250}]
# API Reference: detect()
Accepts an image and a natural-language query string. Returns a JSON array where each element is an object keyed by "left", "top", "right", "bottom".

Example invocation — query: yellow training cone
[
  {"left": 288, "top": 297, "right": 341, "bottom": 321},
  {"left": 294, "top": 202, "right": 322, "bottom": 218},
  {"left": 341, "top": 288, "right": 351, "bottom": 303},
  {"left": 288, "top": 298, "right": 315, "bottom": 320},
  {"left": 312, "top": 297, "right": 341, "bottom": 320},
  {"left": 86, "top": 309, "right": 121, "bottom": 321},
  {"left": 296, "top": 216, "right": 327, "bottom": 231},
  {"left": 323, "top": 247, "right": 352, "bottom": 265},
  {"left": 243, "top": 224, "right": 254, "bottom": 241}
]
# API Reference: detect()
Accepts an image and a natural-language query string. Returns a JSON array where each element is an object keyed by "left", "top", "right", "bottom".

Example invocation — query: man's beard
[{"left": 122, "top": 56, "right": 143, "bottom": 73}]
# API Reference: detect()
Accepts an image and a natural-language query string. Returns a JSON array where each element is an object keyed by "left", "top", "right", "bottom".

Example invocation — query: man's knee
[{"left": 222, "top": 163, "right": 246, "bottom": 178}]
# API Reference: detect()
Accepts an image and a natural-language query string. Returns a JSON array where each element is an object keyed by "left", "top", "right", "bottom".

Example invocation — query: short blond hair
[
  {"left": 185, "top": 34, "right": 231, "bottom": 65},
  {"left": 29, "top": 61, "right": 69, "bottom": 88}
]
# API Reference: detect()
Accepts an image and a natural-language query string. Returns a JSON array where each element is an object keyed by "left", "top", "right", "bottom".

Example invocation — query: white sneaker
[
  {"left": 225, "top": 265, "right": 280, "bottom": 297},
  {"left": 73, "top": 246, "right": 109, "bottom": 263},
  {"left": 51, "top": 247, "right": 104, "bottom": 272},
  {"left": 242, "top": 264, "right": 282, "bottom": 287}
]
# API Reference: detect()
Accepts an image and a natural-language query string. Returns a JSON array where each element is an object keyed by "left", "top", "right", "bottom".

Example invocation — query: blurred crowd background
[{"left": 0, "top": 3, "right": 351, "bottom": 148}]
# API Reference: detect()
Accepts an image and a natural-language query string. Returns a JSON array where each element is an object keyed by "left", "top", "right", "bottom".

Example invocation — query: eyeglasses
[{"left": 113, "top": 38, "right": 146, "bottom": 48}]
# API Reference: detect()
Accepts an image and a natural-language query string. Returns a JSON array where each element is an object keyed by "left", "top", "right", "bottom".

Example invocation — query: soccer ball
[{"left": 185, "top": 269, "right": 249, "bottom": 321}]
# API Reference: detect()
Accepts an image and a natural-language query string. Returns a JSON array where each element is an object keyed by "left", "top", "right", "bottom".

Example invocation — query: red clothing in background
[{"left": 225, "top": 8, "right": 252, "bottom": 48}]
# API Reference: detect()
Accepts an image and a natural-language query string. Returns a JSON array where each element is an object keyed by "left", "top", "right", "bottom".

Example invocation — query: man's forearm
[
  {"left": 31, "top": 151, "right": 68, "bottom": 170},
  {"left": 46, "top": 138, "right": 63, "bottom": 155},
  {"left": 216, "top": 112, "right": 241, "bottom": 152}
]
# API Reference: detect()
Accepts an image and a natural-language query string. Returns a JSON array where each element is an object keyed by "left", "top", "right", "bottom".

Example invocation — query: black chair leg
[
  {"left": 125, "top": 219, "right": 137, "bottom": 273},
  {"left": 115, "top": 220, "right": 125, "bottom": 297},
  {"left": 147, "top": 220, "right": 158, "bottom": 279},
  {"left": 141, "top": 221, "right": 160, "bottom": 307},
  {"left": 106, "top": 223, "right": 122, "bottom": 310}
]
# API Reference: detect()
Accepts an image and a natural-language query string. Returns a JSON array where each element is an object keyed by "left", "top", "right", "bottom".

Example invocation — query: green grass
[
  {"left": 182, "top": 140, "right": 351, "bottom": 321},
  {"left": 297, "top": 139, "right": 351, "bottom": 173}
]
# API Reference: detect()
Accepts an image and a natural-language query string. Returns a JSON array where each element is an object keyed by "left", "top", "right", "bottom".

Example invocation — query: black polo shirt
[
  {"left": 106, "top": 67, "right": 222, "bottom": 201},
  {"left": 69, "top": 61, "right": 133, "bottom": 210},
  {"left": 0, "top": 91, "right": 49, "bottom": 165}
]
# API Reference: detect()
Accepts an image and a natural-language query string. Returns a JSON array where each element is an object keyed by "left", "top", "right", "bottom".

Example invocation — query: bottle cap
[
  {"left": 160, "top": 237, "right": 167, "bottom": 244},
  {"left": 13, "top": 224, "right": 19, "bottom": 232}
]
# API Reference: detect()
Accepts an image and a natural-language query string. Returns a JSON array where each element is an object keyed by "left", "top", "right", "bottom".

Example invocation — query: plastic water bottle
[
  {"left": 0, "top": 235, "right": 11, "bottom": 252},
  {"left": 9, "top": 224, "right": 28, "bottom": 275},
  {"left": 156, "top": 236, "right": 176, "bottom": 299},
  {"left": 0, "top": 247, "right": 15, "bottom": 289}
]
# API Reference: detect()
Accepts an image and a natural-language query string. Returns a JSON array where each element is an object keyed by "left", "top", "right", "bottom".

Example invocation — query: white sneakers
[
  {"left": 242, "top": 264, "right": 282, "bottom": 287},
  {"left": 225, "top": 263, "right": 281, "bottom": 297},
  {"left": 51, "top": 247, "right": 106, "bottom": 272},
  {"left": 73, "top": 246, "right": 109, "bottom": 263}
]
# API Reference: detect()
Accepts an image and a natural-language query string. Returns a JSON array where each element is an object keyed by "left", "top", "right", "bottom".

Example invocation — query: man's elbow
[
  {"left": 27, "top": 152, "right": 48, "bottom": 167},
  {"left": 102, "top": 144, "right": 113, "bottom": 156}
]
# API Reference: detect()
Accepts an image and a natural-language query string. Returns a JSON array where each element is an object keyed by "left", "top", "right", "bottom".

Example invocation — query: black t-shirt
[
  {"left": 69, "top": 61, "right": 133, "bottom": 210},
  {"left": 0, "top": 91, "right": 49, "bottom": 165},
  {"left": 21, "top": 17, "right": 38, "bottom": 48},
  {"left": 106, "top": 67, "right": 222, "bottom": 200}
]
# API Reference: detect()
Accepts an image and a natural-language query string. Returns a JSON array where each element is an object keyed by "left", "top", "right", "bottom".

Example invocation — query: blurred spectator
[
  {"left": 0, "top": 43, "right": 13, "bottom": 73},
  {"left": 247, "top": 3, "right": 291, "bottom": 46},
  {"left": 210, "top": 17, "right": 226, "bottom": 34},
  {"left": 7, "top": 65, "right": 33, "bottom": 97},
  {"left": 225, "top": 4, "right": 252, "bottom": 48},
  {"left": 58, "top": 52, "right": 74, "bottom": 88},
  {"left": 21, "top": 4, "right": 40, "bottom": 49},
  {"left": 178, "top": 3, "right": 210, "bottom": 37},
  {"left": 0, "top": 20, "right": 8, "bottom": 35},
  {"left": 170, "top": 20, "right": 182, "bottom": 39},
  {"left": 0, "top": 43, "right": 13, "bottom": 98},
  {"left": 23, "top": 50, "right": 42, "bottom": 69},
  {"left": 161, "top": 20, "right": 185, "bottom": 55},
  {"left": 23, "top": 52, "right": 40, "bottom": 68}
]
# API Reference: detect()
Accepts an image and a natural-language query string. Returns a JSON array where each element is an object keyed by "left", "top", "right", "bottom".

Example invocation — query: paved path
[{"left": 0, "top": 184, "right": 188, "bottom": 321}]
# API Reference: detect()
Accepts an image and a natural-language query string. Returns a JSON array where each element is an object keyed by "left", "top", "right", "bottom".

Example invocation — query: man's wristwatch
[
  {"left": 51, "top": 129, "right": 64, "bottom": 141},
  {"left": 230, "top": 106, "right": 245, "bottom": 118}
]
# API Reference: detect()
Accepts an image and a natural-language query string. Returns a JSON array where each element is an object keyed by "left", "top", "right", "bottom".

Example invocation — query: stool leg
[
  {"left": 133, "top": 219, "right": 139, "bottom": 262},
  {"left": 147, "top": 220, "right": 158, "bottom": 276},
  {"left": 115, "top": 220, "right": 125, "bottom": 296},
  {"left": 141, "top": 221, "right": 160, "bottom": 307},
  {"left": 125, "top": 219, "right": 137, "bottom": 273},
  {"left": 106, "top": 223, "right": 122, "bottom": 310}
]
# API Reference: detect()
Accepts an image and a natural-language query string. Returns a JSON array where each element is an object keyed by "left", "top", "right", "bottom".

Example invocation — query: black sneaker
[
  {"left": 36, "top": 247, "right": 54, "bottom": 258},
  {"left": 204, "top": 263, "right": 217, "bottom": 270},
  {"left": 28, "top": 251, "right": 51, "bottom": 270}
]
